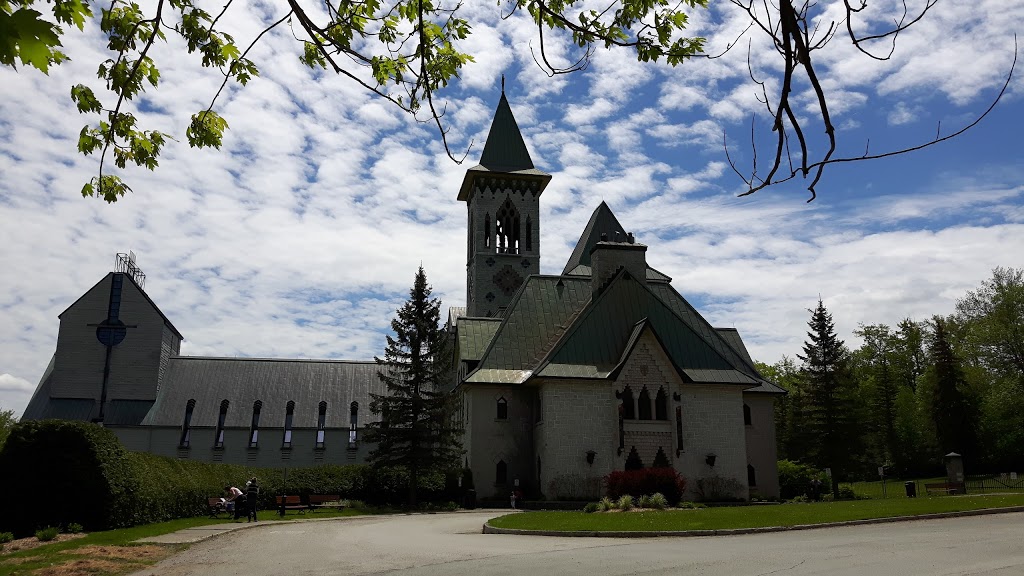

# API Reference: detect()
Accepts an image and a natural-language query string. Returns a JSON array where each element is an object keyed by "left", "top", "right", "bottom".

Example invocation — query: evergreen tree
[
  {"left": 853, "top": 324, "right": 899, "bottom": 470},
  {"left": 924, "top": 317, "right": 978, "bottom": 461},
  {"left": 364, "top": 267, "right": 462, "bottom": 507},
  {"left": 797, "top": 299, "right": 860, "bottom": 498}
]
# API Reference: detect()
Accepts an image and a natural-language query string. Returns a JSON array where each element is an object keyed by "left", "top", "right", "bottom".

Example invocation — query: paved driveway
[{"left": 134, "top": 510, "right": 1024, "bottom": 575}]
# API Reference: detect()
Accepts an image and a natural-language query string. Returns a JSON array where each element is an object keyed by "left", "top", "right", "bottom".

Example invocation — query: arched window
[
  {"left": 316, "top": 401, "right": 327, "bottom": 449},
  {"left": 495, "top": 198, "right": 520, "bottom": 254},
  {"left": 214, "top": 400, "right": 229, "bottom": 448},
  {"left": 655, "top": 387, "right": 668, "bottom": 420},
  {"left": 249, "top": 400, "right": 262, "bottom": 448},
  {"left": 496, "top": 460, "right": 508, "bottom": 484},
  {"left": 637, "top": 386, "right": 652, "bottom": 420},
  {"left": 282, "top": 401, "right": 295, "bottom": 448},
  {"left": 484, "top": 213, "right": 491, "bottom": 249},
  {"left": 525, "top": 216, "right": 532, "bottom": 252},
  {"left": 349, "top": 401, "right": 359, "bottom": 445},
  {"left": 496, "top": 397, "right": 508, "bottom": 420},
  {"left": 179, "top": 399, "right": 196, "bottom": 448},
  {"left": 748, "top": 464, "right": 757, "bottom": 487},
  {"left": 743, "top": 403, "right": 752, "bottom": 426},
  {"left": 621, "top": 386, "right": 635, "bottom": 420}
]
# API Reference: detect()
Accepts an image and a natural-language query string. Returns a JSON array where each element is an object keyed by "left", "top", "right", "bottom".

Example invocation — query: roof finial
[{"left": 501, "top": 74, "right": 505, "bottom": 93}]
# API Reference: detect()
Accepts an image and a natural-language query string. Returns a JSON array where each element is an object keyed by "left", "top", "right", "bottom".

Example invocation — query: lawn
[
  {"left": 0, "top": 508, "right": 369, "bottom": 576},
  {"left": 487, "top": 494, "right": 1024, "bottom": 532}
]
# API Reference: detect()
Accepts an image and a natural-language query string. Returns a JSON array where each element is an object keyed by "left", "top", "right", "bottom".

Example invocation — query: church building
[{"left": 22, "top": 92, "right": 784, "bottom": 501}]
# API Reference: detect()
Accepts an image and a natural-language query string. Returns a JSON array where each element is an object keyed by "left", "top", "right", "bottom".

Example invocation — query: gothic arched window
[
  {"left": 638, "top": 386, "right": 652, "bottom": 420},
  {"left": 179, "top": 399, "right": 196, "bottom": 448},
  {"left": 496, "top": 397, "right": 508, "bottom": 420},
  {"left": 249, "top": 400, "right": 262, "bottom": 448},
  {"left": 484, "top": 213, "right": 491, "bottom": 249},
  {"left": 748, "top": 464, "right": 757, "bottom": 487},
  {"left": 214, "top": 399, "right": 229, "bottom": 448},
  {"left": 525, "top": 216, "right": 532, "bottom": 252},
  {"left": 282, "top": 401, "right": 295, "bottom": 448},
  {"left": 495, "top": 198, "right": 521, "bottom": 254},
  {"left": 743, "top": 403, "right": 752, "bottom": 426},
  {"left": 621, "top": 386, "right": 635, "bottom": 420},
  {"left": 349, "top": 401, "right": 359, "bottom": 445},
  {"left": 655, "top": 387, "right": 668, "bottom": 420},
  {"left": 316, "top": 401, "right": 327, "bottom": 449},
  {"left": 496, "top": 460, "right": 508, "bottom": 484}
]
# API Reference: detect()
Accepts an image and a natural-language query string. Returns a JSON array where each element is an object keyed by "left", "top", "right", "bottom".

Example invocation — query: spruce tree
[
  {"left": 364, "top": 267, "right": 462, "bottom": 507},
  {"left": 925, "top": 317, "right": 978, "bottom": 460},
  {"left": 797, "top": 299, "right": 860, "bottom": 498}
]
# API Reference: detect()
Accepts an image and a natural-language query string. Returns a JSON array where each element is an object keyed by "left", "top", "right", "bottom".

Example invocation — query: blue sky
[{"left": 1, "top": 0, "right": 1022, "bottom": 415}]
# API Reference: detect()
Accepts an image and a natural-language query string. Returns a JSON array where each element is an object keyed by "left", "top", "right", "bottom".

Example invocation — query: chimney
[{"left": 589, "top": 233, "right": 647, "bottom": 294}]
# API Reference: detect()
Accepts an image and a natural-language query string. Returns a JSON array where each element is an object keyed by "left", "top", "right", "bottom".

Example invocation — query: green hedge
[{"left": 0, "top": 420, "right": 457, "bottom": 536}]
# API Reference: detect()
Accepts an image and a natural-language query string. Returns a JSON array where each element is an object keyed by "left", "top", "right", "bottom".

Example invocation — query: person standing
[
  {"left": 225, "top": 485, "right": 244, "bottom": 520},
  {"left": 246, "top": 477, "right": 260, "bottom": 522}
]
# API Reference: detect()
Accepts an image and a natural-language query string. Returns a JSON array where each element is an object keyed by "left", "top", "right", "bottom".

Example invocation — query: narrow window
[
  {"left": 214, "top": 399, "right": 229, "bottom": 448},
  {"left": 282, "top": 401, "right": 295, "bottom": 448},
  {"left": 621, "top": 386, "right": 635, "bottom": 420},
  {"left": 316, "top": 401, "right": 327, "bottom": 448},
  {"left": 496, "top": 397, "right": 508, "bottom": 420},
  {"left": 496, "top": 460, "right": 507, "bottom": 484},
  {"left": 748, "top": 464, "right": 757, "bottom": 487},
  {"left": 637, "top": 386, "right": 652, "bottom": 420},
  {"left": 675, "top": 406, "right": 684, "bottom": 453},
  {"left": 535, "top": 394, "right": 542, "bottom": 423},
  {"left": 655, "top": 387, "right": 668, "bottom": 420},
  {"left": 484, "top": 213, "right": 491, "bottom": 248},
  {"left": 525, "top": 216, "right": 532, "bottom": 252},
  {"left": 743, "top": 403, "right": 752, "bottom": 426},
  {"left": 249, "top": 400, "right": 262, "bottom": 448},
  {"left": 349, "top": 401, "right": 359, "bottom": 445},
  {"left": 179, "top": 399, "right": 196, "bottom": 448}
]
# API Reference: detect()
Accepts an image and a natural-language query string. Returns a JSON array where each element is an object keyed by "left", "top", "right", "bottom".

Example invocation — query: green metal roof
[
  {"left": 474, "top": 276, "right": 593, "bottom": 374},
  {"left": 105, "top": 399, "right": 154, "bottom": 425},
  {"left": 537, "top": 271, "right": 743, "bottom": 380},
  {"left": 479, "top": 92, "right": 535, "bottom": 172},
  {"left": 457, "top": 317, "right": 502, "bottom": 361},
  {"left": 565, "top": 263, "right": 673, "bottom": 283},
  {"left": 562, "top": 202, "right": 628, "bottom": 274}
]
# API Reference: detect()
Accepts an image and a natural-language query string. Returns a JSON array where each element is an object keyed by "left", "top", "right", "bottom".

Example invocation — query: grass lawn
[
  {"left": 488, "top": 494, "right": 1024, "bottom": 532},
  {"left": 0, "top": 508, "right": 369, "bottom": 576}
]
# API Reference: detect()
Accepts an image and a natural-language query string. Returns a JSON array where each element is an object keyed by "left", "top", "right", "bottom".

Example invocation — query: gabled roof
[
  {"left": 534, "top": 270, "right": 757, "bottom": 385},
  {"left": 465, "top": 275, "right": 592, "bottom": 383},
  {"left": 565, "top": 264, "right": 673, "bottom": 283},
  {"left": 58, "top": 272, "right": 184, "bottom": 340},
  {"left": 716, "top": 328, "right": 788, "bottom": 395},
  {"left": 562, "top": 202, "right": 629, "bottom": 274}
]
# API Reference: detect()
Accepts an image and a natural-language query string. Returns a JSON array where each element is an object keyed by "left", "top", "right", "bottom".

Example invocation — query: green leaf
[{"left": 0, "top": 8, "right": 64, "bottom": 73}]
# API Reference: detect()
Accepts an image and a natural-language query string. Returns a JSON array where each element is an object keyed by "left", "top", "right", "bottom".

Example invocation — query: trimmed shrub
[
  {"left": 638, "top": 494, "right": 652, "bottom": 508},
  {"left": 548, "top": 473, "right": 603, "bottom": 500},
  {"left": 837, "top": 486, "right": 858, "bottom": 500},
  {"left": 678, "top": 501, "right": 706, "bottom": 509},
  {"left": 617, "top": 495, "right": 634, "bottom": 511},
  {"left": 35, "top": 527, "right": 59, "bottom": 541},
  {"left": 65, "top": 523, "right": 83, "bottom": 534},
  {"left": 0, "top": 532, "right": 13, "bottom": 544},
  {"left": 605, "top": 468, "right": 687, "bottom": 505},
  {"left": 0, "top": 420, "right": 138, "bottom": 536},
  {"left": 598, "top": 497, "right": 614, "bottom": 512},
  {"left": 583, "top": 502, "right": 600, "bottom": 513}
]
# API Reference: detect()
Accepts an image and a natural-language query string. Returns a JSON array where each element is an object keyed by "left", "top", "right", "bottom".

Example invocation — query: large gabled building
[{"left": 22, "top": 91, "right": 784, "bottom": 500}]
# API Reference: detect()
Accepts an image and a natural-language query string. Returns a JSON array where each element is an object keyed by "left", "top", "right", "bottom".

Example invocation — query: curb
[{"left": 482, "top": 505, "right": 1024, "bottom": 538}]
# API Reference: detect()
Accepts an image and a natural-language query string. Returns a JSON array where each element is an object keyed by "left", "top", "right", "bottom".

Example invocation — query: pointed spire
[
  {"left": 562, "top": 202, "right": 628, "bottom": 274},
  {"left": 478, "top": 92, "right": 535, "bottom": 171}
]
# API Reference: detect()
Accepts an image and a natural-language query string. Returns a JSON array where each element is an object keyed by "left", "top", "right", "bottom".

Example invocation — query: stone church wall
[
  {"left": 744, "top": 394, "right": 780, "bottom": 498},
  {"left": 465, "top": 385, "right": 535, "bottom": 498},
  {"left": 677, "top": 384, "right": 749, "bottom": 501}
]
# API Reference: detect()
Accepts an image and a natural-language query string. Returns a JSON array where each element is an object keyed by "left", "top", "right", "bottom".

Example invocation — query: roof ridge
[{"left": 170, "top": 356, "right": 375, "bottom": 364}]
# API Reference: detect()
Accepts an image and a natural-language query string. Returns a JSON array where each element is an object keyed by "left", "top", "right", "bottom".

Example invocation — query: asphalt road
[{"left": 132, "top": 510, "right": 1024, "bottom": 576}]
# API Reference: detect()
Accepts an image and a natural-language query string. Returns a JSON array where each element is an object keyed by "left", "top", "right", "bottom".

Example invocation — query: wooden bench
[
  {"left": 925, "top": 482, "right": 965, "bottom": 495},
  {"left": 276, "top": 495, "right": 307, "bottom": 515},
  {"left": 207, "top": 497, "right": 228, "bottom": 518},
  {"left": 308, "top": 495, "right": 344, "bottom": 510}
]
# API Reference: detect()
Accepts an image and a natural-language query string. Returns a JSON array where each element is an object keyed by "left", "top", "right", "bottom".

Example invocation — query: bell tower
[{"left": 460, "top": 89, "right": 551, "bottom": 317}]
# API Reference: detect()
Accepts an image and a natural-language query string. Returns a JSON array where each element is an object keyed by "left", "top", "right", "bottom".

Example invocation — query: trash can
[
  {"left": 464, "top": 489, "right": 477, "bottom": 510},
  {"left": 905, "top": 481, "right": 916, "bottom": 498}
]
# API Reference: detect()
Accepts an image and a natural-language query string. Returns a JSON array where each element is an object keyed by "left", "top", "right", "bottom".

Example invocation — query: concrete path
[{"left": 132, "top": 510, "right": 1024, "bottom": 575}]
